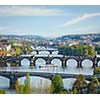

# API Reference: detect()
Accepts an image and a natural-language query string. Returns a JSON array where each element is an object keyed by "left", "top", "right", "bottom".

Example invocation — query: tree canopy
[{"left": 58, "top": 45, "right": 96, "bottom": 56}]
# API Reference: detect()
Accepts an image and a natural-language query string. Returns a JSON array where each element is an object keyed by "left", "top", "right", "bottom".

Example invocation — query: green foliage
[
  {"left": 91, "top": 76, "right": 99, "bottom": 85},
  {"left": 97, "top": 89, "right": 100, "bottom": 94},
  {"left": 58, "top": 45, "right": 96, "bottom": 56},
  {"left": 50, "top": 75, "right": 64, "bottom": 94},
  {"left": 26, "top": 46, "right": 32, "bottom": 52},
  {"left": 14, "top": 46, "right": 22, "bottom": 55},
  {"left": 24, "top": 72, "right": 31, "bottom": 94},
  {"left": 72, "top": 87, "right": 79, "bottom": 94},
  {"left": 52, "top": 75, "right": 64, "bottom": 92},
  {"left": 50, "top": 83, "right": 54, "bottom": 93},
  {"left": 15, "top": 72, "right": 31, "bottom": 94},
  {"left": 94, "top": 67, "right": 100, "bottom": 75},
  {"left": 11, "top": 43, "right": 32, "bottom": 55},
  {"left": 15, "top": 81, "right": 25, "bottom": 94},
  {"left": 0, "top": 90, "right": 6, "bottom": 94},
  {"left": 20, "top": 85, "right": 25, "bottom": 94},
  {"left": 87, "top": 76, "right": 99, "bottom": 94},
  {"left": 73, "top": 74, "right": 87, "bottom": 91},
  {"left": 84, "top": 49, "right": 88, "bottom": 56},
  {"left": 15, "top": 79, "right": 20, "bottom": 93},
  {"left": 57, "top": 89, "right": 68, "bottom": 94}
]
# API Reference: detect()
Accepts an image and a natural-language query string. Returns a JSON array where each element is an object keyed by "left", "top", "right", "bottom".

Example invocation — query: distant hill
[
  {"left": 0, "top": 34, "right": 46, "bottom": 40},
  {"left": 21, "top": 35, "right": 46, "bottom": 40},
  {"left": 1, "top": 33, "right": 100, "bottom": 42},
  {"left": 55, "top": 33, "right": 100, "bottom": 42}
]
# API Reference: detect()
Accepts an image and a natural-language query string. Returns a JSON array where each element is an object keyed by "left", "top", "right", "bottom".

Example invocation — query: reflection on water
[
  {"left": 63, "top": 78, "right": 76, "bottom": 90},
  {"left": 0, "top": 66, "right": 93, "bottom": 93},
  {"left": 18, "top": 77, "right": 51, "bottom": 94},
  {"left": 0, "top": 49, "right": 94, "bottom": 93}
]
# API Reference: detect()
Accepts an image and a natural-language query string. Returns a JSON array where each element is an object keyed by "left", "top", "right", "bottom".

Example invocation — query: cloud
[
  {"left": 62, "top": 12, "right": 100, "bottom": 27},
  {"left": 0, "top": 6, "right": 63, "bottom": 16}
]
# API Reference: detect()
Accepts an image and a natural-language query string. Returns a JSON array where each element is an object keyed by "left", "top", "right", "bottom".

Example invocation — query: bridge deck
[{"left": 0, "top": 67, "right": 93, "bottom": 78}]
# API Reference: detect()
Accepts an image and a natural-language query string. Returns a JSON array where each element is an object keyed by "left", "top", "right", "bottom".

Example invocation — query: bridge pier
[
  {"left": 46, "top": 59, "right": 51, "bottom": 65},
  {"left": 19, "top": 61, "right": 21, "bottom": 67},
  {"left": 92, "top": 61, "right": 96, "bottom": 68},
  {"left": 36, "top": 51, "right": 39, "bottom": 55},
  {"left": 30, "top": 60, "right": 34, "bottom": 67},
  {"left": 62, "top": 60, "right": 66, "bottom": 67},
  {"left": 9, "top": 74, "right": 17, "bottom": 89},
  {"left": 2, "top": 59, "right": 7, "bottom": 67},
  {"left": 77, "top": 61, "right": 81, "bottom": 68},
  {"left": 33, "top": 60, "right": 36, "bottom": 67},
  {"left": 95, "top": 60, "right": 98, "bottom": 67},
  {"left": 49, "top": 51, "right": 52, "bottom": 55}
]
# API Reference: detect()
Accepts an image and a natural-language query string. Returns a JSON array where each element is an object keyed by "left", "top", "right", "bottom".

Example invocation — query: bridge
[
  {"left": 31, "top": 47, "right": 58, "bottom": 55},
  {"left": 0, "top": 69, "right": 96, "bottom": 89},
  {"left": 0, "top": 55, "right": 100, "bottom": 68}
]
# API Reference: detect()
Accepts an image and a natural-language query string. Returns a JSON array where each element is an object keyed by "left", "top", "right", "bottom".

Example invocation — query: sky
[{"left": 0, "top": 5, "right": 100, "bottom": 37}]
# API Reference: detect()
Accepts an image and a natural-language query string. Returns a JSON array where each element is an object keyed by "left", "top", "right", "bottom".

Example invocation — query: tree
[
  {"left": 91, "top": 76, "right": 99, "bottom": 85},
  {"left": 50, "top": 83, "right": 54, "bottom": 93},
  {"left": 84, "top": 49, "right": 88, "bottom": 56},
  {"left": 88, "top": 76, "right": 99, "bottom": 94},
  {"left": 94, "top": 67, "right": 100, "bottom": 75},
  {"left": 15, "top": 79, "right": 20, "bottom": 93},
  {"left": 24, "top": 72, "right": 31, "bottom": 94},
  {"left": 0, "top": 90, "right": 5, "bottom": 94},
  {"left": 20, "top": 85, "right": 25, "bottom": 94},
  {"left": 73, "top": 74, "right": 88, "bottom": 93},
  {"left": 15, "top": 46, "right": 22, "bottom": 55},
  {"left": 88, "top": 46, "right": 96, "bottom": 56},
  {"left": 58, "top": 89, "right": 68, "bottom": 94},
  {"left": 58, "top": 45, "right": 96, "bottom": 56},
  {"left": 72, "top": 87, "right": 78, "bottom": 94},
  {"left": 51, "top": 75, "right": 64, "bottom": 93},
  {"left": 97, "top": 89, "right": 100, "bottom": 94}
]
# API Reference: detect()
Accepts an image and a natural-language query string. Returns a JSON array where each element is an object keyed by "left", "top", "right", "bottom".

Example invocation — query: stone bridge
[
  {"left": 31, "top": 49, "right": 58, "bottom": 55},
  {"left": 0, "top": 71, "right": 96, "bottom": 89},
  {"left": 0, "top": 55, "right": 100, "bottom": 68},
  {"left": 27, "top": 55, "right": 99, "bottom": 68}
]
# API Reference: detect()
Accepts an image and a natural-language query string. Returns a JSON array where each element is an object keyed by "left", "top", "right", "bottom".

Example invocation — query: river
[{"left": 0, "top": 47, "right": 94, "bottom": 94}]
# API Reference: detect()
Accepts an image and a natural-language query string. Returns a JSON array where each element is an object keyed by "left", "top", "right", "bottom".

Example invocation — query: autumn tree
[
  {"left": 73, "top": 74, "right": 88, "bottom": 93},
  {"left": 88, "top": 76, "right": 99, "bottom": 94}
]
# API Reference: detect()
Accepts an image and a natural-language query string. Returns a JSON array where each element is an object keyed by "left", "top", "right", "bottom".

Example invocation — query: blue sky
[{"left": 0, "top": 5, "right": 100, "bottom": 37}]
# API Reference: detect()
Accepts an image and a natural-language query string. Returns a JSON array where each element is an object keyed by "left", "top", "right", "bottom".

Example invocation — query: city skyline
[{"left": 0, "top": 5, "right": 100, "bottom": 37}]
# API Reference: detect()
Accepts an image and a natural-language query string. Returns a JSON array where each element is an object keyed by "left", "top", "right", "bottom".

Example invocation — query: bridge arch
[
  {"left": 35, "top": 58, "right": 46, "bottom": 67},
  {"left": 38, "top": 50, "right": 50, "bottom": 55},
  {"left": 19, "top": 56, "right": 33, "bottom": 67},
  {"left": 52, "top": 51, "right": 58, "bottom": 55},
  {"left": 51, "top": 58, "right": 62, "bottom": 66},
  {"left": 3, "top": 56, "right": 17, "bottom": 67},
  {"left": 97, "top": 61, "right": 100, "bottom": 67},
  {"left": 81, "top": 59, "right": 93, "bottom": 68},
  {"left": 66, "top": 58, "right": 78, "bottom": 67},
  {"left": 96, "top": 58, "right": 100, "bottom": 67},
  {"left": 20, "top": 58, "right": 30, "bottom": 67},
  {"left": 31, "top": 51, "right": 37, "bottom": 55}
]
